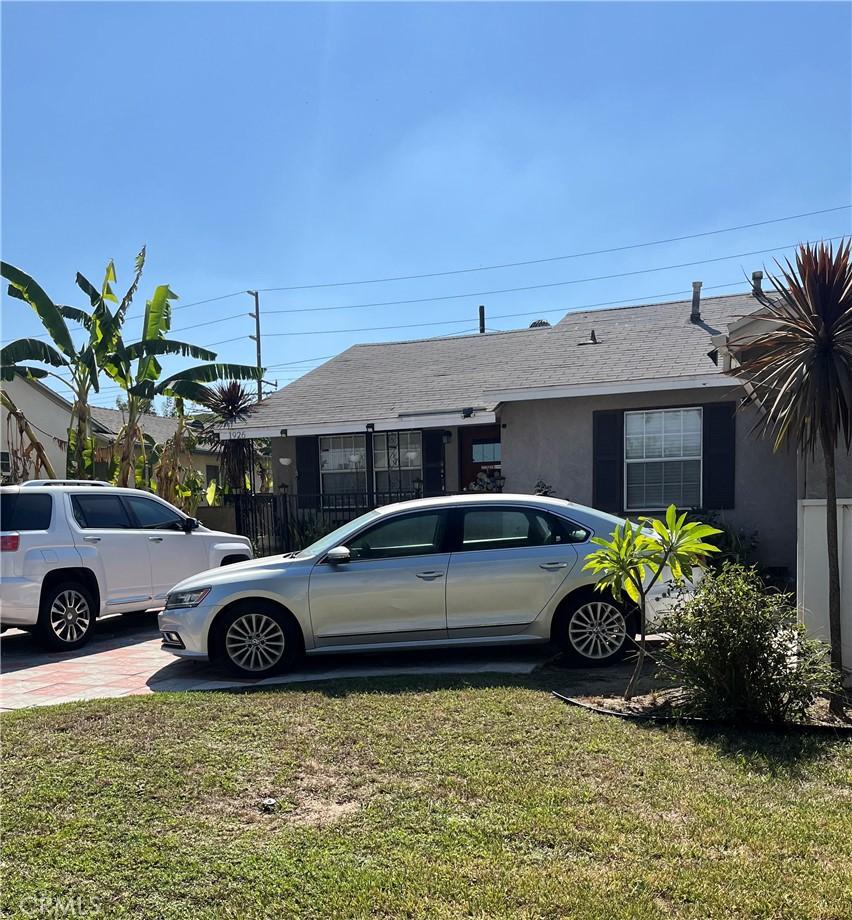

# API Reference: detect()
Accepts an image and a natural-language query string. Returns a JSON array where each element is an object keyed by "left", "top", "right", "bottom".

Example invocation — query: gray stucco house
[{"left": 221, "top": 280, "right": 848, "bottom": 574}]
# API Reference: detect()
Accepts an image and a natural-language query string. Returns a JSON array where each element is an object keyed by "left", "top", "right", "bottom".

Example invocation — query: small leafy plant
[
  {"left": 665, "top": 564, "right": 836, "bottom": 723},
  {"left": 583, "top": 505, "right": 721, "bottom": 699}
]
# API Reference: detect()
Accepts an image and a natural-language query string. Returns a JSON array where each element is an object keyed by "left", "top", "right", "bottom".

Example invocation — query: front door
[
  {"left": 308, "top": 509, "right": 450, "bottom": 646},
  {"left": 446, "top": 505, "right": 578, "bottom": 632},
  {"left": 122, "top": 494, "right": 211, "bottom": 601},
  {"left": 459, "top": 424, "right": 502, "bottom": 491},
  {"left": 68, "top": 492, "right": 153, "bottom": 610}
]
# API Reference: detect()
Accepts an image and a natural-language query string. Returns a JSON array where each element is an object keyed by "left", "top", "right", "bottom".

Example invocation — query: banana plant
[
  {"left": 101, "top": 284, "right": 263, "bottom": 487},
  {"left": 0, "top": 255, "right": 133, "bottom": 478},
  {"left": 1, "top": 251, "right": 147, "bottom": 478}
]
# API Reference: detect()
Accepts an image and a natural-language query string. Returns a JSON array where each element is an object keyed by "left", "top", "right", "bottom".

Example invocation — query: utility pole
[{"left": 247, "top": 290, "right": 262, "bottom": 402}]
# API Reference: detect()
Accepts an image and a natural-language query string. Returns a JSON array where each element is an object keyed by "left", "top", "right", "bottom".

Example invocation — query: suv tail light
[{"left": 1, "top": 533, "right": 20, "bottom": 552}]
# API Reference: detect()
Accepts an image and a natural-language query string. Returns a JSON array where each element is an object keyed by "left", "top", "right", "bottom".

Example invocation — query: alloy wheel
[
  {"left": 49, "top": 589, "right": 92, "bottom": 644},
  {"left": 225, "top": 613, "right": 286, "bottom": 672},
  {"left": 567, "top": 601, "right": 626, "bottom": 660}
]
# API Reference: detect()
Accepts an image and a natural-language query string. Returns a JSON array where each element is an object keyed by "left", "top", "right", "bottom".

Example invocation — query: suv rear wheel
[{"left": 35, "top": 581, "right": 96, "bottom": 651}]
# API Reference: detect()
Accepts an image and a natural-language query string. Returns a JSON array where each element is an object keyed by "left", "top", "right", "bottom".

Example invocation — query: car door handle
[
  {"left": 148, "top": 536, "right": 164, "bottom": 543},
  {"left": 83, "top": 536, "right": 101, "bottom": 543},
  {"left": 539, "top": 562, "right": 568, "bottom": 570},
  {"left": 415, "top": 571, "right": 444, "bottom": 580}
]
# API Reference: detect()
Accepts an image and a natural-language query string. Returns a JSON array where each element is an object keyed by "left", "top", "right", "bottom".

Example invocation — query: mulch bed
[{"left": 554, "top": 688, "right": 852, "bottom": 735}]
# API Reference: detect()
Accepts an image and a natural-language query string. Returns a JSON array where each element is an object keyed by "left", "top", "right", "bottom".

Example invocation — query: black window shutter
[
  {"left": 421, "top": 430, "right": 445, "bottom": 497},
  {"left": 702, "top": 402, "right": 735, "bottom": 509},
  {"left": 593, "top": 411, "right": 624, "bottom": 513},
  {"left": 295, "top": 436, "right": 320, "bottom": 508}
]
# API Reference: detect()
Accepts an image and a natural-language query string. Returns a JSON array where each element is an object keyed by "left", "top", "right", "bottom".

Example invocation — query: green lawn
[{"left": 2, "top": 672, "right": 851, "bottom": 919}]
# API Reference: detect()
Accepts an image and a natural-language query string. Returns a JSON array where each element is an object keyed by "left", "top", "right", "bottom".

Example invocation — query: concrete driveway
[{"left": 0, "top": 612, "right": 558, "bottom": 710}]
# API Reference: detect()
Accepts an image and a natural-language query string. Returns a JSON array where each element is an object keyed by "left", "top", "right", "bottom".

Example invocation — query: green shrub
[
  {"left": 686, "top": 510, "right": 758, "bottom": 568},
  {"left": 664, "top": 563, "right": 836, "bottom": 723}
]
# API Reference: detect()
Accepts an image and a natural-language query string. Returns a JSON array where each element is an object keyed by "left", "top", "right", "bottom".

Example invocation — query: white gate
[{"left": 797, "top": 499, "right": 852, "bottom": 685}]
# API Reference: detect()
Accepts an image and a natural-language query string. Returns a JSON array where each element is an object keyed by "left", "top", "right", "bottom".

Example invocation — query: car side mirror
[
  {"left": 183, "top": 517, "right": 200, "bottom": 533},
  {"left": 326, "top": 545, "right": 350, "bottom": 565}
]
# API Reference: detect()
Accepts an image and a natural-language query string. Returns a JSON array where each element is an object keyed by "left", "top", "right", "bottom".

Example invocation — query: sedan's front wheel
[
  {"left": 556, "top": 597, "right": 631, "bottom": 666},
  {"left": 214, "top": 602, "right": 302, "bottom": 677}
]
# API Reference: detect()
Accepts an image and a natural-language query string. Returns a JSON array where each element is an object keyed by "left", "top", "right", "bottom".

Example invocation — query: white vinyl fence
[{"left": 797, "top": 499, "right": 852, "bottom": 686}]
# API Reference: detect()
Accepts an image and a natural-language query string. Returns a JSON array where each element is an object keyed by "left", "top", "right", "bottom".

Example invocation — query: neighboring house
[
  {"left": 0, "top": 376, "right": 111, "bottom": 481},
  {"left": 0, "top": 376, "right": 219, "bottom": 485},
  {"left": 221, "top": 280, "right": 850, "bottom": 575}
]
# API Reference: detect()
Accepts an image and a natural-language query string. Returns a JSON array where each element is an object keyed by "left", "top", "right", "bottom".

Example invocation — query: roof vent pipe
[
  {"left": 751, "top": 270, "right": 763, "bottom": 296},
  {"left": 690, "top": 281, "right": 702, "bottom": 323},
  {"left": 478, "top": 304, "right": 485, "bottom": 334}
]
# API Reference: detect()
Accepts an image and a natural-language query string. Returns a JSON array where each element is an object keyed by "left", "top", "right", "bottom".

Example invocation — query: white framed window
[
  {"left": 319, "top": 434, "right": 367, "bottom": 495},
  {"left": 624, "top": 408, "right": 702, "bottom": 511},
  {"left": 0, "top": 451, "right": 10, "bottom": 477},
  {"left": 373, "top": 431, "right": 422, "bottom": 495}
]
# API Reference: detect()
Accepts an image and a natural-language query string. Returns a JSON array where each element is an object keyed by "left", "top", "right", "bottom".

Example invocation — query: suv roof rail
[{"left": 21, "top": 480, "right": 112, "bottom": 488}]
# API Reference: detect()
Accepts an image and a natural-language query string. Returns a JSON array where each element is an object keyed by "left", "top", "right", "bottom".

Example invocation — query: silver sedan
[{"left": 159, "top": 494, "right": 673, "bottom": 676}]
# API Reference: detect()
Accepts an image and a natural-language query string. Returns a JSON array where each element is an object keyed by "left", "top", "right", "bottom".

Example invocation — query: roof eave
[
  {"left": 484, "top": 373, "right": 738, "bottom": 404},
  {"left": 218, "top": 409, "right": 498, "bottom": 440}
]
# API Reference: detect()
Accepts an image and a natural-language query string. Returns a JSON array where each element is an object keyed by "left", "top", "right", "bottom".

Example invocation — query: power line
[
  {"left": 252, "top": 205, "right": 851, "bottom": 293},
  {"left": 258, "top": 237, "right": 843, "bottom": 317},
  {"left": 139, "top": 232, "right": 848, "bottom": 342},
  {"left": 4, "top": 214, "right": 849, "bottom": 345},
  {"left": 256, "top": 280, "right": 747, "bottom": 340}
]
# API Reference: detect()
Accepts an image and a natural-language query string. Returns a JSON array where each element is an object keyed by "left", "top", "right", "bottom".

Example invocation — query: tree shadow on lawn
[
  {"left": 214, "top": 668, "right": 846, "bottom": 776},
  {"left": 630, "top": 715, "right": 848, "bottom": 777}
]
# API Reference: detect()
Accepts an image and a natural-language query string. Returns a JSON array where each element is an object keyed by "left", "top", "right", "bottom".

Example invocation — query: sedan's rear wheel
[
  {"left": 557, "top": 598, "right": 630, "bottom": 666},
  {"left": 214, "top": 602, "right": 302, "bottom": 677}
]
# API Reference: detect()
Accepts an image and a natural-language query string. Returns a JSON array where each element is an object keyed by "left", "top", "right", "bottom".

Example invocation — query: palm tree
[{"left": 732, "top": 239, "right": 852, "bottom": 700}]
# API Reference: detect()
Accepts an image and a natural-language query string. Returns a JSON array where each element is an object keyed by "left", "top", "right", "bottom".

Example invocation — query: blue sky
[{"left": 2, "top": 1, "right": 850, "bottom": 409}]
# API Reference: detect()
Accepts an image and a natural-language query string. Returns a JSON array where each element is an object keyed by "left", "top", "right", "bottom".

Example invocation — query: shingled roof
[
  {"left": 234, "top": 290, "right": 758, "bottom": 436},
  {"left": 89, "top": 406, "right": 213, "bottom": 452}
]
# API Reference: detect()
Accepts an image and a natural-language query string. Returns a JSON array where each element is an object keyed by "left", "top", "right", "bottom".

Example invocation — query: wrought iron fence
[{"left": 227, "top": 490, "right": 424, "bottom": 555}]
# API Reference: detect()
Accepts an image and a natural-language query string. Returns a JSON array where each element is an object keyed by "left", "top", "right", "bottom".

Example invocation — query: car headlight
[{"left": 165, "top": 587, "right": 211, "bottom": 609}]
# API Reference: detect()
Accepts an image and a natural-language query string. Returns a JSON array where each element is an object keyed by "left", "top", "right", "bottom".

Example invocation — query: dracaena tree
[
  {"left": 1, "top": 251, "right": 146, "bottom": 477},
  {"left": 198, "top": 381, "right": 260, "bottom": 492},
  {"left": 102, "top": 285, "right": 263, "bottom": 487},
  {"left": 732, "top": 239, "right": 852, "bottom": 703}
]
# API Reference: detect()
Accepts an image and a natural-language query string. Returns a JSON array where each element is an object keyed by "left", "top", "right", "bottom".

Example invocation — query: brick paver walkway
[{"left": 1, "top": 612, "right": 547, "bottom": 710}]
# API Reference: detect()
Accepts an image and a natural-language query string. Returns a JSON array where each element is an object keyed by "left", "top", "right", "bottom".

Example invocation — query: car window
[
  {"left": 461, "top": 509, "right": 535, "bottom": 551},
  {"left": 460, "top": 508, "right": 584, "bottom": 551},
  {"left": 346, "top": 512, "right": 445, "bottom": 560},
  {"left": 71, "top": 494, "right": 132, "bottom": 529},
  {"left": 125, "top": 495, "right": 184, "bottom": 530},
  {"left": 0, "top": 493, "right": 52, "bottom": 530}
]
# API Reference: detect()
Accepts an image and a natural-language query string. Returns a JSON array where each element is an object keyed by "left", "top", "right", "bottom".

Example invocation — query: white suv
[{"left": 0, "top": 482, "right": 253, "bottom": 650}]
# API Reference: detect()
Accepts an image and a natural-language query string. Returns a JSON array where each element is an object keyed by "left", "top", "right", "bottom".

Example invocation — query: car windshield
[{"left": 295, "top": 508, "right": 383, "bottom": 559}]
